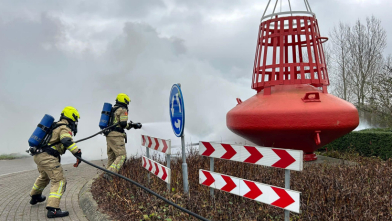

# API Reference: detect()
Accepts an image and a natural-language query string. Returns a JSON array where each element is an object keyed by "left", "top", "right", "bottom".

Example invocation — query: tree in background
[
  {"left": 347, "top": 16, "right": 386, "bottom": 108},
  {"left": 329, "top": 23, "right": 353, "bottom": 102},
  {"left": 367, "top": 56, "right": 392, "bottom": 127},
  {"left": 329, "top": 16, "right": 391, "bottom": 127}
]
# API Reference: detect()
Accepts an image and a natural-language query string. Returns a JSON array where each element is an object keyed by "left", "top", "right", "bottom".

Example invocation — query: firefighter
[
  {"left": 29, "top": 106, "right": 82, "bottom": 218},
  {"left": 103, "top": 93, "right": 133, "bottom": 180}
]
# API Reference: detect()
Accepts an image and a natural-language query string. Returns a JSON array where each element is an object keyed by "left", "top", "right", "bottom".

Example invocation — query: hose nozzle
[{"left": 131, "top": 122, "right": 142, "bottom": 129}]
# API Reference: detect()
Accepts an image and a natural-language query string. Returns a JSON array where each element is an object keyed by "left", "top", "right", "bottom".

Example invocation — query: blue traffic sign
[{"left": 169, "top": 84, "right": 185, "bottom": 137}]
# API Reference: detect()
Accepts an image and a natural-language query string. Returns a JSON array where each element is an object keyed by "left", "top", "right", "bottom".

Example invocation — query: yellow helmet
[
  {"left": 116, "top": 93, "right": 130, "bottom": 105},
  {"left": 61, "top": 106, "right": 80, "bottom": 122}
]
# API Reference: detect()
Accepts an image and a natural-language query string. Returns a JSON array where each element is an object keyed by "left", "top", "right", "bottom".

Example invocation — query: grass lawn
[{"left": 0, "top": 154, "right": 29, "bottom": 160}]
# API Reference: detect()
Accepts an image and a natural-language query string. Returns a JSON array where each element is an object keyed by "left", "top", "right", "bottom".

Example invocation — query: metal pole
[
  {"left": 272, "top": 0, "right": 279, "bottom": 14},
  {"left": 262, "top": 0, "right": 272, "bottom": 20},
  {"left": 181, "top": 135, "right": 189, "bottom": 194},
  {"left": 167, "top": 154, "right": 171, "bottom": 191},
  {"left": 209, "top": 157, "right": 214, "bottom": 197},
  {"left": 284, "top": 169, "right": 290, "bottom": 221},
  {"left": 146, "top": 147, "right": 150, "bottom": 183},
  {"left": 303, "top": 0, "right": 310, "bottom": 12},
  {"left": 305, "top": 0, "right": 313, "bottom": 13}
]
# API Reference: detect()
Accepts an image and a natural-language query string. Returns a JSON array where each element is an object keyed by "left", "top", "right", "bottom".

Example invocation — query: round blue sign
[{"left": 169, "top": 84, "right": 185, "bottom": 137}]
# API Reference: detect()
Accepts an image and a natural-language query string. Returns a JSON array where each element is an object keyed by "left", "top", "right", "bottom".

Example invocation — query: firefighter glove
[
  {"left": 126, "top": 120, "right": 133, "bottom": 130},
  {"left": 73, "top": 149, "right": 82, "bottom": 167}
]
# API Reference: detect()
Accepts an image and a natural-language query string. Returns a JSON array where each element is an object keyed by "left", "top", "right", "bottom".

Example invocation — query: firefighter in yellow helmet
[
  {"left": 29, "top": 106, "right": 82, "bottom": 218},
  {"left": 103, "top": 93, "right": 141, "bottom": 180}
]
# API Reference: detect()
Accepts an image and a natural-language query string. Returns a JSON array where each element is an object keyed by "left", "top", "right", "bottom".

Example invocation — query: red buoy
[{"left": 226, "top": 1, "right": 359, "bottom": 161}]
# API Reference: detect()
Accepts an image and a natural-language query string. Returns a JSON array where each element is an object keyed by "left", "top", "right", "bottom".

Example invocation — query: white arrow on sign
[
  {"left": 171, "top": 93, "right": 182, "bottom": 117},
  {"left": 175, "top": 93, "right": 181, "bottom": 113},
  {"left": 171, "top": 92, "right": 182, "bottom": 129},
  {"left": 171, "top": 96, "right": 175, "bottom": 116}
]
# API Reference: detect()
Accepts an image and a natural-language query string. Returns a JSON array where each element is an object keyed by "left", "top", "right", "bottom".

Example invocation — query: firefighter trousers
[
  {"left": 30, "top": 152, "right": 66, "bottom": 209},
  {"left": 106, "top": 135, "right": 126, "bottom": 173}
]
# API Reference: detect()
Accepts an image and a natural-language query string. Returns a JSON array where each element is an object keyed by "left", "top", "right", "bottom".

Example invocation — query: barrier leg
[
  {"left": 146, "top": 147, "right": 150, "bottom": 183},
  {"left": 284, "top": 169, "right": 290, "bottom": 221},
  {"left": 167, "top": 154, "right": 171, "bottom": 191},
  {"left": 210, "top": 157, "right": 214, "bottom": 197}
]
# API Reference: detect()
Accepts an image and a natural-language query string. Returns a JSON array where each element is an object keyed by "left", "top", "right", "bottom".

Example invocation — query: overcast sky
[{"left": 0, "top": 0, "right": 390, "bottom": 161}]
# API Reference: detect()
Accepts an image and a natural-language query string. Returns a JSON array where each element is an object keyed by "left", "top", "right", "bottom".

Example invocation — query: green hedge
[{"left": 322, "top": 128, "right": 392, "bottom": 160}]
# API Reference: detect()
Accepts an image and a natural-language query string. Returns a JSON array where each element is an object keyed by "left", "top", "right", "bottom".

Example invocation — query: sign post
[{"left": 170, "top": 84, "right": 188, "bottom": 193}]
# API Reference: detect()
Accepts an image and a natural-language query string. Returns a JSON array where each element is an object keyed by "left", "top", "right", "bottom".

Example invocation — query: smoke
[
  {"left": 0, "top": 14, "right": 254, "bottom": 161},
  {"left": 2, "top": 0, "right": 389, "bottom": 162},
  {"left": 354, "top": 121, "right": 373, "bottom": 131}
]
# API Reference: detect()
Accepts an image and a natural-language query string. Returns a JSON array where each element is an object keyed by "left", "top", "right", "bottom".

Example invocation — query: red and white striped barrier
[
  {"left": 199, "top": 142, "right": 303, "bottom": 171},
  {"left": 199, "top": 170, "right": 300, "bottom": 213},
  {"left": 142, "top": 156, "right": 171, "bottom": 183},
  {"left": 142, "top": 135, "right": 171, "bottom": 154}
]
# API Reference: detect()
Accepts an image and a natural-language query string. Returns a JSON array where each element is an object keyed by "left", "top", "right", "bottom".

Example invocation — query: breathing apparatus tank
[
  {"left": 28, "top": 114, "right": 55, "bottom": 147},
  {"left": 99, "top": 103, "right": 113, "bottom": 129}
]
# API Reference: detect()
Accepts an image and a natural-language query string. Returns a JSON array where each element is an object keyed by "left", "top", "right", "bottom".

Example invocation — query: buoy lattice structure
[{"left": 227, "top": 0, "right": 359, "bottom": 161}]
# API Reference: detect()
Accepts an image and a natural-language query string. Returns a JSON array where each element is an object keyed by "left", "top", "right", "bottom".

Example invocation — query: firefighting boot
[
  {"left": 29, "top": 194, "right": 46, "bottom": 205},
  {"left": 47, "top": 207, "right": 69, "bottom": 218}
]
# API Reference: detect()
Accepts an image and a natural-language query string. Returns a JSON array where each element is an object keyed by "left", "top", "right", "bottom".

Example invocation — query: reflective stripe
[
  {"left": 110, "top": 156, "right": 126, "bottom": 171},
  {"left": 49, "top": 193, "right": 62, "bottom": 199},
  {"left": 60, "top": 133, "right": 72, "bottom": 139},
  {"left": 49, "top": 181, "right": 64, "bottom": 199},
  {"left": 58, "top": 181, "right": 63, "bottom": 194},
  {"left": 67, "top": 143, "right": 78, "bottom": 151},
  {"left": 114, "top": 156, "right": 126, "bottom": 170},
  {"left": 51, "top": 146, "right": 58, "bottom": 151},
  {"left": 33, "top": 184, "right": 44, "bottom": 191},
  {"left": 120, "top": 116, "right": 128, "bottom": 120},
  {"left": 119, "top": 156, "right": 125, "bottom": 168}
]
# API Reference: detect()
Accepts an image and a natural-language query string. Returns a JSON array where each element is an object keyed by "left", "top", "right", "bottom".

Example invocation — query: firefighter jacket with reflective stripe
[
  {"left": 48, "top": 119, "right": 79, "bottom": 155},
  {"left": 107, "top": 106, "right": 129, "bottom": 137}
]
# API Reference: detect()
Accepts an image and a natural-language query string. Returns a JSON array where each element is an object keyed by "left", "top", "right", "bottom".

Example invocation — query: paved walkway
[{"left": 0, "top": 159, "right": 106, "bottom": 221}]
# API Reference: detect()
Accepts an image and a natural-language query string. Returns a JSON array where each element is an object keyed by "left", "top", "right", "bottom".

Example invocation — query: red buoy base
[{"left": 304, "top": 153, "right": 317, "bottom": 161}]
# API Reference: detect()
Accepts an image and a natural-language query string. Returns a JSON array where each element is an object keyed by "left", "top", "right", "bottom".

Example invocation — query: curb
[{"left": 79, "top": 176, "right": 112, "bottom": 221}]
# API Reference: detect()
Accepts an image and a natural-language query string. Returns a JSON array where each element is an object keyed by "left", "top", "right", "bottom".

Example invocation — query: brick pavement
[{"left": 0, "top": 160, "right": 106, "bottom": 221}]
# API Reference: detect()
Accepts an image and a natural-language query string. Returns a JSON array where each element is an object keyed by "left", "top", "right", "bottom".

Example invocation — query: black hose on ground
[{"left": 76, "top": 156, "right": 210, "bottom": 221}]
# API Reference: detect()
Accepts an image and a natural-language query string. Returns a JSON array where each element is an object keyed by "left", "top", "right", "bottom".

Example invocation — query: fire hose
[
  {"left": 75, "top": 156, "right": 210, "bottom": 221},
  {"left": 66, "top": 123, "right": 210, "bottom": 220}
]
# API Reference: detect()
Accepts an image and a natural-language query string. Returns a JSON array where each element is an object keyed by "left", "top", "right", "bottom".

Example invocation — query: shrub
[
  {"left": 322, "top": 128, "right": 392, "bottom": 160},
  {"left": 92, "top": 151, "right": 392, "bottom": 220}
]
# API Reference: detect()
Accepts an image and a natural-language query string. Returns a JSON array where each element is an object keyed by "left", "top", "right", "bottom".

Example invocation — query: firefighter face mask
[{"left": 71, "top": 121, "right": 78, "bottom": 136}]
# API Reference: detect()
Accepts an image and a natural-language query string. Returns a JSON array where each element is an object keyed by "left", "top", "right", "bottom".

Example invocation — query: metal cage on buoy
[
  {"left": 252, "top": 0, "right": 329, "bottom": 95},
  {"left": 226, "top": 0, "right": 359, "bottom": 161}
]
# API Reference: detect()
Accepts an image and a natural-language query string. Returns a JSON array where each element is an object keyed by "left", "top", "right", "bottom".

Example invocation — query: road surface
[{"left": 0, "top": 157, "right": 107, "bottom": 221}]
